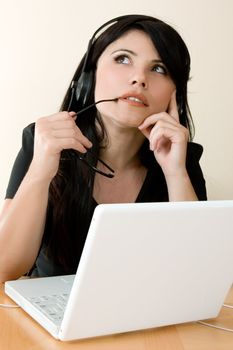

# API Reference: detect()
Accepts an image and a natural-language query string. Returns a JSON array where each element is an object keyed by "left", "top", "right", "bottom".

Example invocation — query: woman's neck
[{"left": 98, "top": 121, "right": 145, "bottom": 170}]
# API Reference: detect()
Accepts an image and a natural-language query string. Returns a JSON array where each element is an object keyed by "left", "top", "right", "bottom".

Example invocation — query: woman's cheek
[{"left": 151, "top": 87, "right": 175, "bottom": 113}]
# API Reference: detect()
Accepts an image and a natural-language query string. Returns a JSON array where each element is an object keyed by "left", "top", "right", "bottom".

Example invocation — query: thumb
[
  {"left": 167, "top": 90, "right": 179, "bottom": 122},
  {"left": 138, "top": 124, "right": 151, "bottom": 139}
]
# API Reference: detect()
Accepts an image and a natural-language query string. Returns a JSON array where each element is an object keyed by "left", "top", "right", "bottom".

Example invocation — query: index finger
[{"left": 167, "top": 90, "right": 179, "bottom": 122}]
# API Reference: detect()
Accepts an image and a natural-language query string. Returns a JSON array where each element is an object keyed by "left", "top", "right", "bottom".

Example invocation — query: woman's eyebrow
[
  {"left": 110, "top": 49, "right": 164, "bottom": 64},
  {"left": 151, "top": 59, "right": 165, "bottom": 64},
  {"left": 111, "top": 49, "right": 136, "bottom": 56}
]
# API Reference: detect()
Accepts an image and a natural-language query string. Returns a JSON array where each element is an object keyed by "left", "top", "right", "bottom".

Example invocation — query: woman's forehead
[{"left": 98, "top": 29, "right": 160, "bottom": 60}]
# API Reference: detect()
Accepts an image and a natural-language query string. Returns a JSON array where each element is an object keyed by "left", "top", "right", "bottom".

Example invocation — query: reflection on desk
[{"left": 0, "top": 283, "right": 233, "bottom": 350}]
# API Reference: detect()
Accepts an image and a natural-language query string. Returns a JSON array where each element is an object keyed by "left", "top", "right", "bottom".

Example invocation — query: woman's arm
[
  {"left": 0, "top": 111, "right": 92, "bottom": 282},
  {"left": 0, "top": 172, "right": 50, "bottom": 282},
  {"left": 139, "top": 91, "right": 199, "bottom": 201},
  {"left": 163, "top": 172, "right": 198, "bottom": 201}
]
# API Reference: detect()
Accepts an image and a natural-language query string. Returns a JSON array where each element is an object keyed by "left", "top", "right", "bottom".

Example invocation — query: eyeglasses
[
  {"left": 65, "top": 150, "right": 114, "bottom": 178},
  {"left": 62, "top": 150, "right": 115, "bottom": 178},
  {"left": 78, "top": 152, "right": 115, "bottom": 178},
  {"left": 67, "top": 98, "right": 118, "bottom": 178}
]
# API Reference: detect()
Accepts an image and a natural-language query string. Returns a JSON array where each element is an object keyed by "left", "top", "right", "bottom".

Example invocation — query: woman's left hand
[{"left": 138, "top": 91, "right": 189, "bottom": 178}]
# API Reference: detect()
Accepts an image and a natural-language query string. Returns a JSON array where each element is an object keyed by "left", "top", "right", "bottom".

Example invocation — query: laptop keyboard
[{"left": 26, "top": 293, "right": 69, "bottom": 325}]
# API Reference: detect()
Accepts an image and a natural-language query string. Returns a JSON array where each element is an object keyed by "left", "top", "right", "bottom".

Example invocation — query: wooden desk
[{"left": 1, "top": 283, "right": 233, "bottom": 350}]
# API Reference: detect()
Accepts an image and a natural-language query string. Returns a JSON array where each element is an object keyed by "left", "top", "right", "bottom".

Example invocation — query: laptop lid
[
  {"left": 59, "top": 200, "right": 233, "bottom": 340},
  {"left": 5, "top": 200, "right": 233, "bottom": 341}
]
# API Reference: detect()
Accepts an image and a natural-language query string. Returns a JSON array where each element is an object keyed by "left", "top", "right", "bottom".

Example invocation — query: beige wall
[{"left": 0, "top": 0, "right": 232, "bottom": 201}]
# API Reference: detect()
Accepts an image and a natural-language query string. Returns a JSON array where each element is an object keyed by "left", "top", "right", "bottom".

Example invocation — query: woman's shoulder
[
  {"left": 187, "top": 142, "right": 204, "bottom": 161},
  {"left": 22, "top": 122, "right": 35, "bottom": 138},
  {"left": 19, "top": 123, "right": 36, "bottom": 153},
  {"left": 186, "top": 142, "right": 207, "bottom": 200}
]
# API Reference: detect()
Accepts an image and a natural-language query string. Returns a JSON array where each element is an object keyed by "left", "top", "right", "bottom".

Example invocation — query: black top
[{"left": 5, "top": 123, "right": 207, "bottom": 276}]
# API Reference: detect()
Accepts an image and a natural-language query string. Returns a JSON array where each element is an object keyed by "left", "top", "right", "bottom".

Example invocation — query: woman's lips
[{"left": 119, "top": 93, "right": 149, "bottom": 107}]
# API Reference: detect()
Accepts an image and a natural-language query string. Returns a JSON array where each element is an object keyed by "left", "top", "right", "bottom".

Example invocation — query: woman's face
[{"left": 95, "top": 29, "right": 176, "bottom": 128}]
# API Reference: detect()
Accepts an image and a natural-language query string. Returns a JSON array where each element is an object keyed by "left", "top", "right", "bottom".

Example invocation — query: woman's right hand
[{"left": 29, "top": 111, "right": 92, "bottom": 181}]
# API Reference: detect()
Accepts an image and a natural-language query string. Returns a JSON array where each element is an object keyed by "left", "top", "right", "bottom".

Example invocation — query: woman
[{"left": 0, "top": 14, "right": 207, "bottom": 281}]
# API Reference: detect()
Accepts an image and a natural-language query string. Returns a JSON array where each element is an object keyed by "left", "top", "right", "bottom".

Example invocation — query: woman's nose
[
  {"left": 131, "top": 80, "right": 146, "bottom": 88},
  {"left": 129, "top": 69, "right": 147, "bottom": 89}
]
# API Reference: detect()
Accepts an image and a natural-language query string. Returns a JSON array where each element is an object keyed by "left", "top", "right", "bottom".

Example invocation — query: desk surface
[{"left": 1, "top": 283, "right": 233, "bottom": 350}]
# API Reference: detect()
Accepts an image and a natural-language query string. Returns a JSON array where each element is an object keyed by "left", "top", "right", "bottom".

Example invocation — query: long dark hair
[{"left": 45, "top": 15, "right": 194, "bottom": 272}]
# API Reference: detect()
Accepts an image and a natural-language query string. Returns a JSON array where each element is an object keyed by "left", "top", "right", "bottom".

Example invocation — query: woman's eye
[
  {"left": 114, "top": 55, "right": 130, "bottom": 64},
  {"left": 152, "top": 65, "right": 167, "bottom": 75}
]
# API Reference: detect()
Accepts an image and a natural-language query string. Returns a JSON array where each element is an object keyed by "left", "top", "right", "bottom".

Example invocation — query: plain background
[{"left": 0, "top": 0, "right": 232, "bottom": 203}]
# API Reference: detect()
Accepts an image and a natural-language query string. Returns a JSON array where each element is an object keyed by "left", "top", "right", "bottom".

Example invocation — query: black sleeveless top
[{"left": 5, "top": 124, "right": 207, "bottom": 276}]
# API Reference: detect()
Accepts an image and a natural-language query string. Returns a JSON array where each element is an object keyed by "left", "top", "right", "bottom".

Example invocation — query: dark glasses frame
[
  {"left": 68, "top": 94, "right": 117, "bottom": 178},
  {"left": 78, "top": 152, "right": 115, "bottom": 178}
]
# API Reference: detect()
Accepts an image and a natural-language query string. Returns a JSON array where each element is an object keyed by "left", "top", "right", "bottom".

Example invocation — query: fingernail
[{"left": 69, "top": 111, "right": 77, "bottom": 117}]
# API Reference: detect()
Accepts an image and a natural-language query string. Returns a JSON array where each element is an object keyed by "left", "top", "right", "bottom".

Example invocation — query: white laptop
[{"left": 5, "top": 200, "right": 233, "bottom": 341}]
